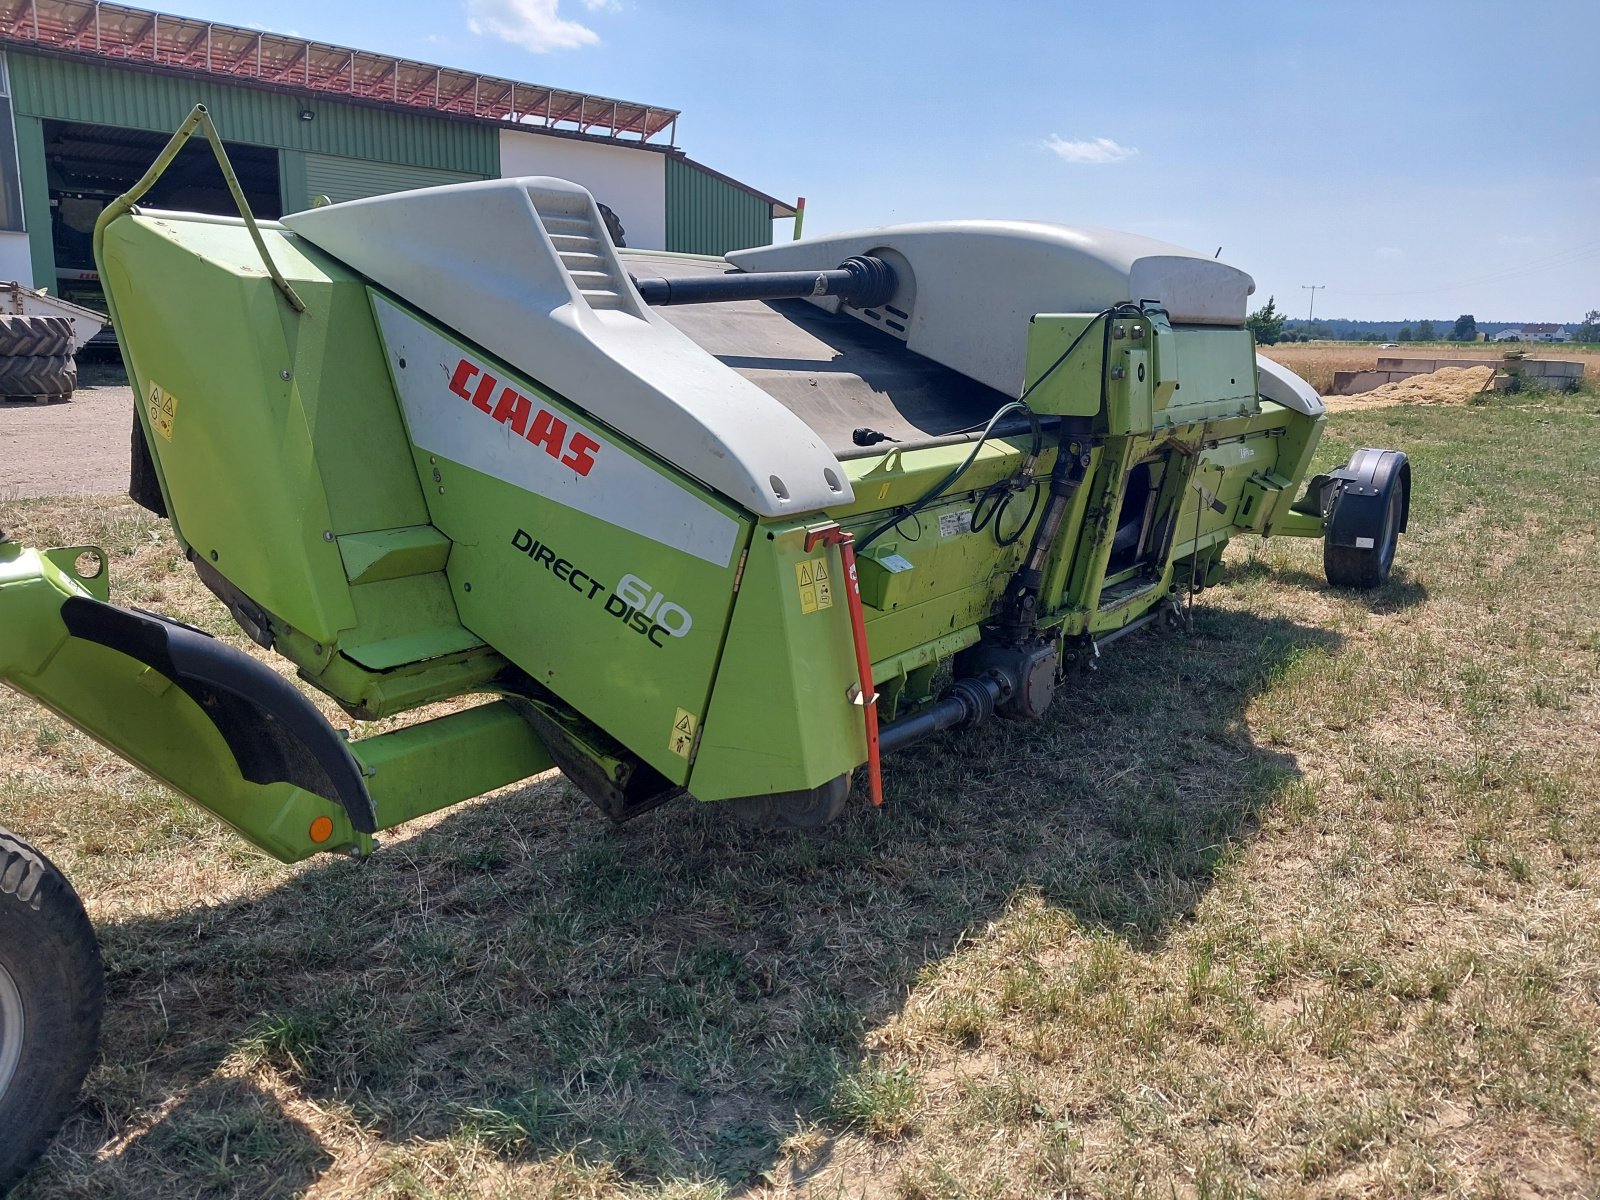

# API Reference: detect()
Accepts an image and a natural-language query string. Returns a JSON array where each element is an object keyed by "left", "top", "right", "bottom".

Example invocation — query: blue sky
[{"left": 180, "top": 1, "right": 1594, "bottom": 322}]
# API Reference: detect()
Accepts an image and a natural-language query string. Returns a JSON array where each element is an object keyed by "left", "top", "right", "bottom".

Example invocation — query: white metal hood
[
  {"left": 729, "top": 221, "right": 1256, "bottom": 398},
  {"left": 283, "top": 177, "right": 853, "bottom": 518}
]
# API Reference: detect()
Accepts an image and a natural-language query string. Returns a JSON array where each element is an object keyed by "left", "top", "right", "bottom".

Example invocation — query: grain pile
[{"left": 1325, "top": 364, "right": 1495, "bottom": 411}]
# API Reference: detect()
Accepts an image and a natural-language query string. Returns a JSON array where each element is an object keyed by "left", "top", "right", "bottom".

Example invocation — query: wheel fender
[
  {"left": 1325, "top": 447, "right": 1410, "bottom": 548},
  {"left": 59, "top": 597, "right": 376, "bottom": 833}
]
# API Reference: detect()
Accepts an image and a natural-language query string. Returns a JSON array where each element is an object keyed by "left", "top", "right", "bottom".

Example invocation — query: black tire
[
  {"left": 597, "top": 202, "right": 627, "bottom": 249},
  {"left": 1324, "top": 481, "right": 1403, "bottom": 590},
  {"left": 0, "top": 353, "right": 76, "bottom": 401},
  {"left": 0, "top": 316, "right": 73, "bottom": 359},
  {"left": 724, "top": 773, "right": 853, "bottom": 830},
  {"left": 0, "top": 827, "right": 104, "bottom": 1195}
]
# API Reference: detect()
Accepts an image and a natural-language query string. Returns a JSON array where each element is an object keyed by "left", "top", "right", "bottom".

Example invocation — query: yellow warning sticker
[
  {"left": 146, "top": 383, "right": 177, "bottom": 441},
  {"left": 669, "top": 708, "right": 698, "bottom": 758},
  {"left": 795, "top": 556, "right": 833, "bottom": 614}
]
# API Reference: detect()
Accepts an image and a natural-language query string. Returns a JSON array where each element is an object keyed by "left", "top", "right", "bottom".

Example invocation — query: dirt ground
[{"left": 0, "top": 357, "right": 132, "bottom": 501}]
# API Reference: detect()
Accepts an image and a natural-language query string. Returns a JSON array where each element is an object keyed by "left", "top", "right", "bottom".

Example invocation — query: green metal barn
[{"left": 0, "top": 0, "right": 794, "bottom": 307}]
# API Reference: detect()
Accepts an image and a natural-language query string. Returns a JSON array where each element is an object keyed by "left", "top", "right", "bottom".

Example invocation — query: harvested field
[
  {"left": 1260, "top": 341, "right": 1600, "bottom": 395},
  {"left": 3, "top": 395, "right": 1600, "bottom": 1197}
]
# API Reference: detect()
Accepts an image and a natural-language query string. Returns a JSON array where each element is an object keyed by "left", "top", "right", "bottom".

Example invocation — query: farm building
[
  {"left": 1494, "top": 323, "right": 1571, "bottom": 342},
  {"left": 0, "top": 0, "right": 794, "bottom": 309}
]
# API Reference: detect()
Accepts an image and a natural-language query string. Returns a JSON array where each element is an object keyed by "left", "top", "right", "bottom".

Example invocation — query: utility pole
[{"left": 1302, "top": 284, "right": 1325, "bottom": 322}]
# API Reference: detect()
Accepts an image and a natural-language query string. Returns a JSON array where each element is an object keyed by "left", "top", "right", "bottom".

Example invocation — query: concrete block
[{"left": 1334, "top": 369, "right": 1409, "bottom": 394}]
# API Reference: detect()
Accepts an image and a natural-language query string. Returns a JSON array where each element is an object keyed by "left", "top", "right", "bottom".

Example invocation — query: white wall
[
  {"left": 498, "top": 129, "right": 665, "bottom": 250},
  {"left": 0, "top": 231, "right": 31, "bottom": 285}
]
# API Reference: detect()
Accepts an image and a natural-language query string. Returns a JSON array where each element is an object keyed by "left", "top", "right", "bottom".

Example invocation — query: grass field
[
  {"left": 1259, "top": 342, "right": 1600, "bottom": 395},
  {"left": 3, "top": 387, "right": 1599, "bottom": 1198}
]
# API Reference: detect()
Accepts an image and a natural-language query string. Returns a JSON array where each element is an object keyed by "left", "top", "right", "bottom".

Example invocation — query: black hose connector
[{"left": 837, "top": 255, "right": 897, "bottom": 310}]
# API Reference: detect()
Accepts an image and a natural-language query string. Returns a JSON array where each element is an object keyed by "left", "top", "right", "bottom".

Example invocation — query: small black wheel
[
  {"left": 1324, "top": 480, "right": 1403, "bottom": 590},
  {"left": 722, "top": 773, "right": 853, "bottom": 830},
  {"left": 0, "top": 827, "right": 104, "bottom": 1195}
]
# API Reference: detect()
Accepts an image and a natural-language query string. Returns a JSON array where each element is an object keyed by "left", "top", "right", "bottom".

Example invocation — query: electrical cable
[
  {"left": 858, "top": 303, "right": 1144, "bottom": 556},
  {"left": 1020, "top": 303, "right": 1134, "bottom": 405},
  {"left": 971, "top": 475, "right": 1043, "bottom": 547},
  {"left": 857, "top": 400, "right": 1037, "bottom": 553}
]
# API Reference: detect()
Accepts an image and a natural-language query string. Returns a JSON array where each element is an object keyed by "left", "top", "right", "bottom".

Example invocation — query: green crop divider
[{"left": 92, "top": 103, "right": 307, "bottom": 315}]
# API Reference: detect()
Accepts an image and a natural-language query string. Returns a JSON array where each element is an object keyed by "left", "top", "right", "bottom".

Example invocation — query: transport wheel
[
  {"left": 0, "top": 315, "right": 73, "bottom": 359},
  {"left": 0, "top": 353, "right": 76, "bottom": 402},
  {"left": 0, "top": 827, "right": 104, "bottom": 1195},
  {"left": 724, "top": 773, "right": 852, "bottom": 830},
  {"left": 1324, "top": 481, "right": 1403, "bottom": 590}
]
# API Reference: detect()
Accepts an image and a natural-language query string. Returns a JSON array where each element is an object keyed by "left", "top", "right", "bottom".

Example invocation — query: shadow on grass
[
  {"left": 1224, "top": 557, "right": 1429, "bottom": 614},
  {"left": 29, "top": 607, "right": 1338, "bottom": 1197}
]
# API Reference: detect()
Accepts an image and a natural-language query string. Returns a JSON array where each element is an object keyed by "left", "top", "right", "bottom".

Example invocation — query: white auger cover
[
  {"left": 284, "top": 177, "right": 852, "bottom": 518},
  {"left": 730, "top": 221, "right": 1257, "bottom": 398}
]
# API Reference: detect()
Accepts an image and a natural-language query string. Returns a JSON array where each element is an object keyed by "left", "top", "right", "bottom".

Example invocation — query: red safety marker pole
[{"left": 804, "top": 524, "right": 883, "bottom": 806}]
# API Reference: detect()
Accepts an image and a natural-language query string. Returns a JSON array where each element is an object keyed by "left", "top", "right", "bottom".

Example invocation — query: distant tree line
[{"left": 1243, "top": 303, "right": 1596, "bottom": 344}]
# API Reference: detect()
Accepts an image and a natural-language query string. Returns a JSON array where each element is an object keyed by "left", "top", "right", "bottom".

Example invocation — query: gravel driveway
[{"left": 0, "top": 358, "right": 133, "bottom": 500}]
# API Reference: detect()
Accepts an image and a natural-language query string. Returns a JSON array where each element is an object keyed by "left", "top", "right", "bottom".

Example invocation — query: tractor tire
[
  {"left": 597, "top": 202, "right": 627, "bottom": 249},
  {"left": 0, "top": 315, "right": 73, "bottom": 359},
  {"left": 0, "top": 353, "right": 76, "bottom": 402},
  {"left": 1324, "top": 480, "right": 1403, "bottom": 590},
  {"left": 0, "top": 827, "right": 104, "bottom": 1196}
]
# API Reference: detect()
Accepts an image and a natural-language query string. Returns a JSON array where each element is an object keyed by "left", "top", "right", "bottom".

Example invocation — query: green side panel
[
  {"left": 7, "top": 51, "right": 496, "bottom": 175},
  {"left": 298, "top": 153, "right": 485, "bottom": 209},
  {"left": 98, "top": 212, "right": 432, "bottom": 644},
  {"left": 665, "top": 155, "right": 771, "bottom": 255},
  {"left": 1024, "top": 315, "right": 1106, "bottom": 416},
  {"left": 689, "top": 523, "right": 865, "bottom": 801},
  {"left": 12, "top": 112, "right": 50, "bottom": 286},
  {"left": 367, "top": 294, "right": 755, "bottom": 786}
]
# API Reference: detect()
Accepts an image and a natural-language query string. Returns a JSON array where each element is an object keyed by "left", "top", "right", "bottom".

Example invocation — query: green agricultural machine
[{"left": 0, "top": 108, "right": 1410, "bottom": 1188}]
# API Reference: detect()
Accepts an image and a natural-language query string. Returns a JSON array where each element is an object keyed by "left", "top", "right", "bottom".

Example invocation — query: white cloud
[
  {"left": 465, "top": 0, "right": 599, "bottom": 52},
  {"left": 1043, "top": 135, "right": 1138, "bottom": 165},
  {"left": 581, "top": 0, "right": 621, "bottom": 9}
]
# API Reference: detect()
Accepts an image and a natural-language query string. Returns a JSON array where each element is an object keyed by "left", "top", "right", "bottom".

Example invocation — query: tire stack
[{"left": 0, "top": 315, "right": 77, "bottom": 404}]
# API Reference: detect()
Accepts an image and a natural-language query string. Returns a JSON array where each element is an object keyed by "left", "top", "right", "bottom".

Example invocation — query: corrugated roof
[{"left": 0, "top": 0, "right": 679, "bottom": 143}]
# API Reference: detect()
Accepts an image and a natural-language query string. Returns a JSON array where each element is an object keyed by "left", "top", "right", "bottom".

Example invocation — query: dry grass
[
  {"left": 1260, "top": 342, "right": 1600, "bottom": 395},
  {"left": 3, "top": 393, "right": 1599, "bottom": 1198}
]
